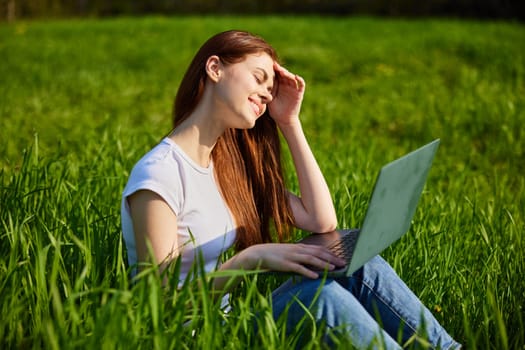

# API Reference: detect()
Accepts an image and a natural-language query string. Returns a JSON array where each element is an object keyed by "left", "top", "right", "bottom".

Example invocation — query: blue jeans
[{"left": 271, "top": 256, "right": 461, "bottom": 349}]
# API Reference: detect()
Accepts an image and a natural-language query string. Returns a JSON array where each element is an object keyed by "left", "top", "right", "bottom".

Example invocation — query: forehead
[{"left": 242, "top": 53, "right": 275, "bottom": 79}]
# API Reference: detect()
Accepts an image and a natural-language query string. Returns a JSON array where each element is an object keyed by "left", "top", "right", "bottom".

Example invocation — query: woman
[{"left": 121, "top": 30, "right": 460, "bottom": 349}]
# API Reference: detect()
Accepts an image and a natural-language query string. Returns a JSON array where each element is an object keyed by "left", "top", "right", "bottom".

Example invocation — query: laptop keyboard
[{"left": 328, "top": 231, "right": 358, "bottom": 262}]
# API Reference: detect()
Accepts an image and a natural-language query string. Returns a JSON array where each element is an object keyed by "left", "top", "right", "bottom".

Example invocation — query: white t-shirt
[{"left": 121, "top": 137, "right": 236, "bottom": 284}]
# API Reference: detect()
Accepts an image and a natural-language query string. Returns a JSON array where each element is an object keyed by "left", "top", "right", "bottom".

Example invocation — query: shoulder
[
  {"left": 129, "top": 138, "right": 182, "bottom": 182},
  {"left": 123, "top": 138, "right": 185, "bottom": 212}
]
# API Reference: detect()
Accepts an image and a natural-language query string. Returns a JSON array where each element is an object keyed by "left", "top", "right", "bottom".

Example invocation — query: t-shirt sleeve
[{"left": 122, "top": 156, "right": 183, "bottom": 217}]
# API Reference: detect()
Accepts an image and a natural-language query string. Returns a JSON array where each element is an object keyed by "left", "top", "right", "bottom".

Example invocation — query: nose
[{"left": 260, "top": 89, "right": 273, "bottom": 104}]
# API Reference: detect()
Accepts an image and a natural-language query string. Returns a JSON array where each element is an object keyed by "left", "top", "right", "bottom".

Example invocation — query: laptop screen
[{"left": 346, "top": 139, "right": 440, "bottom": 275}]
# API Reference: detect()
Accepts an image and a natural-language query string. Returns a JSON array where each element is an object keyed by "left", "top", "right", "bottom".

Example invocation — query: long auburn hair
[{"left": 173, "top": 30, "right": 295, "bottom": 250}]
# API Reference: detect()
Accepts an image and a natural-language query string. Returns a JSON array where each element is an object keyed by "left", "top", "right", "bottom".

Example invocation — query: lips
[{"left": 248, "top": 98, "right": 263, "bottom": 116}]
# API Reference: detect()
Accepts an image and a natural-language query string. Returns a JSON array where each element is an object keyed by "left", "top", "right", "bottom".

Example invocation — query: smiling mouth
[{"left": 249, "top": 99, "right": 262, "bottom": 116}]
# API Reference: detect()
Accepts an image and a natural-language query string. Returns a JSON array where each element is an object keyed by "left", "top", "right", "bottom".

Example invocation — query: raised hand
[{"left": 268, "top": 62, "right": 306, "bottom": 127}]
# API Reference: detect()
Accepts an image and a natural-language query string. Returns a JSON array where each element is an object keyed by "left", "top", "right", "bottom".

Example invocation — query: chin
[
  {"left": 234, "top": 111, "right": 262, "bottom": 129},
  {"left": 242, "top": 115, "right": 260, "bottom": 129},
  {"left": 243, "top": 121, "right": 257, "bottom": 130}
]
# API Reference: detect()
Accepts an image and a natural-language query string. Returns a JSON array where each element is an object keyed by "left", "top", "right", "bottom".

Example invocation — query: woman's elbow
[
  {"left": 323, "top": 220, "right": 338, "bottom": 233},
  {"left": 313, "top": 215, "right": 338, "bottom": 233}
]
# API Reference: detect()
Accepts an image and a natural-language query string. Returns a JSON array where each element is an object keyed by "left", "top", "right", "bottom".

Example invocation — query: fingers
[
  {"left": 293, "top": 74, "right": 305, "bottom": 90},
  {"left": 277, "top": 259, "right": 320, "bottom": 279},
  {"left": 295, "top": 264, "right": 321, "bottom": 279},
  {"left": 274, "top": 62, "right": 305, "bottom": 91},
  {"left": 252, "top": 243, "right": 345, "bottom": 279},
  {"left": 295, "top": 244, "right": 346, "bottom": 266},
  {"left": 284, "top": 256, "right": 335, "bottom": 280},
  {"left": 286, "top": 244, "right": 346, "bottom": 279}
]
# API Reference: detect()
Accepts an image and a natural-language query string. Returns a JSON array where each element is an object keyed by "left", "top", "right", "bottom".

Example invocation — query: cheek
[{"left": 216, "top": 80, "right": 240, "bottom": 102}]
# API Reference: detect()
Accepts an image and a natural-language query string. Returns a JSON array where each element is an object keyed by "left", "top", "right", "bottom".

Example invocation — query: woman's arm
[
  {"left": 269, "top": 63, "right": 337, "bottom": 233},
  {"left": 128, "top": 190, "right": 179, "bottom": 273},
  {"left": 280, "top": 121, "right": 337, "bottom": 233},
  {"left": 213, "top": 241, "right": 346, "bottom": 291}
]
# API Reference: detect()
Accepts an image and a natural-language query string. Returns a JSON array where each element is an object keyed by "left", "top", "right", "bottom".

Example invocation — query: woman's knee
[{"left": 360, "top": 255, "right": 395, "bottom": 279}]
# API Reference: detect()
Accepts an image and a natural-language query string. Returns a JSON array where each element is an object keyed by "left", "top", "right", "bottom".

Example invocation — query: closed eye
[{"left": 254, "top": 67, "right": 274, "bottom": 97}]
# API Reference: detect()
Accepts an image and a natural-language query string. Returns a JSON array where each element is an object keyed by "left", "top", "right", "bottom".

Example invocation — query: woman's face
[{"left": 213, "top": 52, "right": 275, "bottom": 129}]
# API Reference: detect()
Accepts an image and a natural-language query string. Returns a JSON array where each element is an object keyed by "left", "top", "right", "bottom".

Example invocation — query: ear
[{"left": 205, "top": 55, "right": 222, "bottom": 83}]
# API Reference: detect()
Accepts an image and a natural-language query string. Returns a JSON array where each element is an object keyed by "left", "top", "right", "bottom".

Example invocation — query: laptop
[{"left": 297, "top": 139, "right": 440, "bottom": 277}]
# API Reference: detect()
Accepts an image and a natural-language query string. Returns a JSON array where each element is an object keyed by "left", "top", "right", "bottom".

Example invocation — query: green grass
[{"left": 1, "top": 15, "right": 524, "bottom": 349}]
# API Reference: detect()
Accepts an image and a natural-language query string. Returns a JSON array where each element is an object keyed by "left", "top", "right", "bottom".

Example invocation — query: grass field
[{"left": 1, "top": 15, "right": 524, "bottom": 349}]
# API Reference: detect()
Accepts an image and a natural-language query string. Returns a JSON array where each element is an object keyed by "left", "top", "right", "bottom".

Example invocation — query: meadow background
[{"left": 1, "top": 16, "right": 524, "bottom": 349}]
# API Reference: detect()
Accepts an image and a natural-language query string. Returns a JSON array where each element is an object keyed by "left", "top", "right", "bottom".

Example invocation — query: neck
[{"left": 169, "top": 100, "right": 227, "bottom": 168}]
